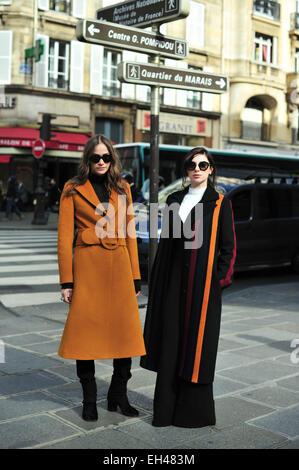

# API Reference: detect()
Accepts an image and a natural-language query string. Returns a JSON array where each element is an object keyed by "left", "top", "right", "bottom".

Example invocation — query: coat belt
[{"left": 75, "top": 228, "right": 126, "bottom": 250}]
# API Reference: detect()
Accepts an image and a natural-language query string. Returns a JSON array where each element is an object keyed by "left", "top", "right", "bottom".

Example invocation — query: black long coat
[{"left": 140, "top": 185, "right": 236, "bottom": 384}]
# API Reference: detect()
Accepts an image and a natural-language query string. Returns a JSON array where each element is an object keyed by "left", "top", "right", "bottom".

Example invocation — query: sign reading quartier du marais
[
  {"left": 118, "top": 62, "right": 229, "bottom": 94},
  {"left": 96, "top": 0, "right": 190, "bottom": 28},
  {"left": 76, "top": 19, "right": 188, "bottom": 59}
]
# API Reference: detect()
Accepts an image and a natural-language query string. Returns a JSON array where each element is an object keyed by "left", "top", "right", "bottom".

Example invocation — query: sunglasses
[
  {"left": 90, "top": 153, "right": 112, "bottom": 164},
  {"left": 186, "top": 160, "right": 211, "bottom": 172}
]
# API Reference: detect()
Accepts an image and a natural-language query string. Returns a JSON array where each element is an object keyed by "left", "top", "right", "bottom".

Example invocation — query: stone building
[{"left": 0, "top": 0, "right": 298, "bottom": 192}]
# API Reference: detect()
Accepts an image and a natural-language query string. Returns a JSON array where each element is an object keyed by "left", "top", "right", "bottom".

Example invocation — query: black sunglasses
[
  {"left": 90, "top": 153, "right": 112, "bottom": 164},
  {"left": 186, "top": 160, "right": 211, "bottom": 172}
]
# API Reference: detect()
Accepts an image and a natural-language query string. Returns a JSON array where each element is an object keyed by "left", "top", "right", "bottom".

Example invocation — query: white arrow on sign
[
  {"left": 88, "top": 23, "right": 100, "bottom": 36},
  {"left": 215, "top": 78, "right": 226, "bottom": 89}
]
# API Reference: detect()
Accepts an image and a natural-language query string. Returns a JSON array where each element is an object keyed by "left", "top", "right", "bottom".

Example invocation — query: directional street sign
[
  {"left": 76, "top": 19, "right": 188, "bottom": 59},
  {"left": 96, "top": 0, "right": 190, "bottom": 28},
  {"left": 118, "top": 62, "right": 229, "bottom": 94}
]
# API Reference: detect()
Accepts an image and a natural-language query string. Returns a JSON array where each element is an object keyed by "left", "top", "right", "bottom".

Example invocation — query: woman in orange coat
[{"left": 57, "top": 134, "right": 146, "bottom": 422}]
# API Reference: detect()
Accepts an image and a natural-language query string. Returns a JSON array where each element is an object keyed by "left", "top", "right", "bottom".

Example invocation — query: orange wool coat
[{"left": 57, "top": 179, "right": 146, "bottom": 360}]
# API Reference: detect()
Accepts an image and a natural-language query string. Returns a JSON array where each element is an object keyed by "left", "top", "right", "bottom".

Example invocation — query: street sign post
[
  {"left": 96, "top": 0, "right": 190, "bottom": 28},
  {"left": 76, "top": 19, "right": 188, "bottom": 59},
  {"left": 118, "top": 61, "right": 229, "bottom": 93},
  {"left": 32, "top": 139, "right": 47, "bottom": 225}
]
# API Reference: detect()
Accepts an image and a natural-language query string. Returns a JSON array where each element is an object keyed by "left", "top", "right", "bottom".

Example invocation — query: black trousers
[{"left": 76, "top": 358, "right": 132, "bottom": 382}]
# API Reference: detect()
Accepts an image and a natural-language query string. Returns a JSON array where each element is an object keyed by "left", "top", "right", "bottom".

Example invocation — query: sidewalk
[
  {"left": 0, "top": 278, "right": 299, "bottom": 449},
  {"left": 0, "top": 211, "right": 59, "bottom": 231}
]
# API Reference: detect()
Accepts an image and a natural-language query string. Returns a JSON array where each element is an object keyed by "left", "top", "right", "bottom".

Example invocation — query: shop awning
[{"left": 0, "top": 127, "right": 92, "bottom": 152}]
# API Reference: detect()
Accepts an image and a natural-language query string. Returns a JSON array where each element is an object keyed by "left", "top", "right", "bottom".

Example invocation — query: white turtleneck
[{"left": 178, "top": 185, "right": 207, "bottom": 223}]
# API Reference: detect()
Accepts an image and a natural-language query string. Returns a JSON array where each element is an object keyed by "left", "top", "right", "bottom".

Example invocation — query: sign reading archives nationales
[
  {"left": 118, "top": 62, "right": 229, "bottom": 93},
  {"left": 96, "top": 0, "right": 190, "bottom": 28},
  {"left": 76, "top": 19, "right": 188, "bottom": 59}
]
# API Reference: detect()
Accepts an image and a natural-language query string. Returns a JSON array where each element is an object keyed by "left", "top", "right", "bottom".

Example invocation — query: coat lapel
[{"left": 74, "top": 180, "right": 120, "bottom": 219}]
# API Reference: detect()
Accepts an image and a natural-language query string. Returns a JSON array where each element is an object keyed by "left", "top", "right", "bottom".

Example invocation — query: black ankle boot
[
  {"left": 82, "top": 402, "right": 98, "bottom": 421},
  {"left": 107, "top": 393, "right": 139, "bottom": 417},
  {"left": 107, "top": 358, "right": 139, "bottom": 417},
  {"left": 80, "top": 378, "right": 98, "bottom": 421}
]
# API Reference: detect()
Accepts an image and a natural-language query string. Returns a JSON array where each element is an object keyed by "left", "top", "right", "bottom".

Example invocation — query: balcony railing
[
  {"left": 290, "top": 12, "right": 299, "bottom": 30},
  {"left": 253, "top": 0, "right": 280, "bottom": 21}
]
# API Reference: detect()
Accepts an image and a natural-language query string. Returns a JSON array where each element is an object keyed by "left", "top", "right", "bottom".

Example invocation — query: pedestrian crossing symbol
[
  {"left": 175, "top": 41, "right": 186, "bottom": 56},
  {"left": 128, "top": 64, "right": 140, "bottom": 80},
  {"left": 165, "top": 0, "right": 177, "bottom": 12}
]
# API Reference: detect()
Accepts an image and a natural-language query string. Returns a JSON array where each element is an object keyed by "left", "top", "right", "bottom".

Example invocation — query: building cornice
[
  {"left": 4, "top": 85, "right": 222, "bottom": 120},
  {"left": 229, "top": 75, "right": 285, "bottom": 91}
]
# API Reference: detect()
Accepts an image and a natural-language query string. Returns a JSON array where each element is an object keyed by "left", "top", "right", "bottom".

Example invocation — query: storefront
[
  {"left": 135, "top": 110, "right": 216, "bottom": 147},
  {"left": 0, "top": 127, "right": 92, "bottom": 197}
]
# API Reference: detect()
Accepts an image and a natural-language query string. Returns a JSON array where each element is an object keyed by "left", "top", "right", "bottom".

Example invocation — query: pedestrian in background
[
  {"left": 48, "top": 178, "right": 60, "bottom": 212},
  {"left": 141, "top": 147, "right": 236, "bottom": 428},
  {"left": 5, "top": 175, "right": 23, "bottom": 220},
  {"left": 57, "top": 134, "right": 145, "bottom": 422},
  {"left": 17, "top": 179, "right": 29, "bottom": 212}
]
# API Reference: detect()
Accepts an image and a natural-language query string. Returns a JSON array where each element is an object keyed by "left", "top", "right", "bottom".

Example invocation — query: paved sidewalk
[{"left": 0, "top": 278, "right": 299, "bottom": 449}]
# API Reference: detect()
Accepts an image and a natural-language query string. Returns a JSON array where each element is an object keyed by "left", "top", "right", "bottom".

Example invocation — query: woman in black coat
[{"left": 140, "top": 147, "right": 236, "bottom": 428}]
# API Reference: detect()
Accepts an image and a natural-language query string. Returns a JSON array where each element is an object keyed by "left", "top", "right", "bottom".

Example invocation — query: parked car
[{"left": 135, "top": 177, "right": 299, "bottom": 277}]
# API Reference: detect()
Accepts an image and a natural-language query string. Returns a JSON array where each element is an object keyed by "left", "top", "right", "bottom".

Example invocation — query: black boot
[
  {"left": 80, "top": 378, "right": 98, "bottom": 421},
  {"left": 107, "top": 358, "right": 139, "bottom": 417},
  {"left": 76, "top": 360, "right": 98, "bottom": 422}
]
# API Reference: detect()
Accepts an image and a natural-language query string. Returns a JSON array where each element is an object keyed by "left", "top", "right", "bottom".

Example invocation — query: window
[
  {"left": 102, "top": 50, "right": 121, "bottom": 97},
  {"left": 48, "top": 39, "right": 69, "bottom": 90},
  {"left": 242, "top": 107, "right": 263, "bottom": 140},
  {"left": 253, "top": 0, "right": 280, "bottom": 21},
  {"left": 0, "top": 31, "right": 12, "bottom": 85},
  {"left": 258, "top": 188, "right": 292, "bottom": 219},
  {"left": 231, "top": 190, "right": 251, "bottom": 221},
  {"left": 186, "top": 66, "right": 202, "bottom": 109},
  {"left": 186, "top": 1, "right": 205, "bottom": 49},
  {"left": 49, "top": 0, "right": 71, "bottom": 14},
  {"left": 254, "top": 33, "right": 276, "bottom": 65},
  {"left": 95, "top": 118, "right": 123, "bottom": 144}
]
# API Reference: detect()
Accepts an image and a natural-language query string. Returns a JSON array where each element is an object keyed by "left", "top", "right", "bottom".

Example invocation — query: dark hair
[
  {"left": 64, "top": 134, "right": 127, "bottom": 198},
  {"left": 182, "top": 146, "right": 217, "bottom": 188}
]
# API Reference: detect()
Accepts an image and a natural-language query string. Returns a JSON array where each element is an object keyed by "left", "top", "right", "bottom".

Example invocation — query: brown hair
[
  {"left": 64, "top": 134, "right": 127, "bottom": 198},
  {"left": 181, "top": 146, "right": 217, "bottom": 188}
]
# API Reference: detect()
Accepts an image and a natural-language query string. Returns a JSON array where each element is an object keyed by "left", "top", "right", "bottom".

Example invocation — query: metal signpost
[
  {"left": 118, "top": 61, "right": 229, "bottom": 93},
  {"left": 96, "top": 0, "right": 190, "bottom": 28},
  {"left": 32, "top": 139, "right": 48, "bottom": 225},
  {"left": 76, "top": 19, "right": 188, "bottom": 59}
]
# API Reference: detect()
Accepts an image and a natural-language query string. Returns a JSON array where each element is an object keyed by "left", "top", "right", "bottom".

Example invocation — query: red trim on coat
[
  {"left": 179, "top": 218, "right": 201, "bottom": 377},
  {"left": 219, "top": 200, "right": 237, "bottom": 288}
]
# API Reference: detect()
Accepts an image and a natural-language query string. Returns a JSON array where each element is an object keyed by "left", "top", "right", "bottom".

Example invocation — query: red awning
[{"left": 0, "top": 127, "right": 92, "bottom": 152}]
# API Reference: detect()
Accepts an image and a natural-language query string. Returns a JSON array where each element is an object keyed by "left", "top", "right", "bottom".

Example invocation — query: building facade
[
  {"left": 222, "top": 0, "right": 299, "bottom": 157},
  {"left": 0, "top": 0, "right": 299, "bottom": 192}
]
